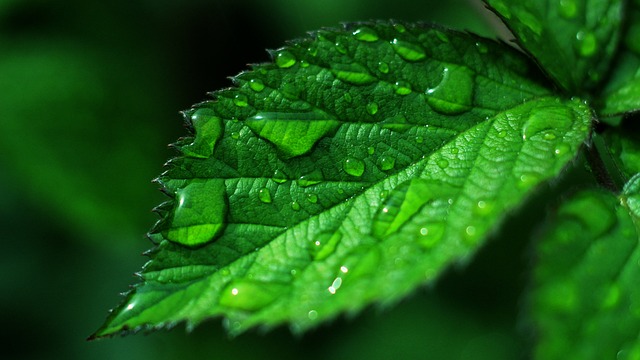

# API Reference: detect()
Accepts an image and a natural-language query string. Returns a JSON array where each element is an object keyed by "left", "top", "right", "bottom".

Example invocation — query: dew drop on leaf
[
  {"left": 291, "top": 201, "right": 301, "bottom": 211},
  {"left": 246, "top": 111, "right": 340, "bottom": 158},
  {"left": 366, "top": 102, "right": 379, "bottom": 115},
  {"left": 307, "top": 193, "right": 318, "bottom": 203},
  {"left": 335, "top": 39, "right": 348, "bottom": 54},
  {"left": 275, "top": 50, "right": 297, "bottom": 68},
  {"left": 475, "top": 42, "right": 488, "bottom": 54},
  {"left": 258, "top": 187, "right": 272, "bottom": 203},
  {"left": 331, "top": 63, "right": 377, "bottom": 85},
  {"left": 272, "top": 169, "right": 288, "bottom": 183},
  {"left": 381, "top": 114, "right": 410, "bottom": 132},
  {"left": 554, "top": 143, "right": 571, "bottom": 156},
  {"left": 343, "top": 157, "right": 365, "bottom": 177},
  {"left": 377, "top": 61, "right": 390, "bottom": 74},
  {"left": 181, "top": 107, "right": 223, "bottom": 158},
  {"left": 297, "top": 169, "right": 324, "bottom": 187},
  {"left": 219, "top": 280, "right": 286, "bottom": 311},
  {"left": 165, "top": 178, "right": 227, "bottom": 247},
  {"left": 576, "top": 30, "right": 597, "bottom": 57},
  {"left": 418, "top": 223, "right": 445, "bottom": 249},
  {"left": 233, "top": 94, "right": 249, "bottom": 107},
  {"left": 436, "top": 158, "right": 449, "bottom": 169},
  {"left": 352, "top": 26, "right": 379, "bottom": 42},
  {"left": 426, "top": 65, "right": 474, "bottom": 115},
  {"left": 394, "top": 81, "right": 412, "bottom": 95},
  {"left": 521, "top": 106, "right": 572, "bottom": 141},
  {"left": 367, "top": 146, "right": 375, "bottom": 155},
  {"left": 379, "top": 156, "right": 395, "bottom": 171},
  {"left": 390, "top": 38, "right": 426, "bottom": 61},
  {"left": 474, "top": 200, "right": 494, "bottom": 216},
  {"left": 393, "top": 23, "right": 406, "bottom": 33},
  {"left": 497, "top": 130, "right": 507, "bottom": 138},
  {"left": 518, "top": 173, "right": 540, "bottom": 189},
  {"left": 249, "top": 79, "right": 265, "bottom": 92},
  {"left": 231, "top": 131, "right": 240, "bottom": 139},
  {"left": 307, "top": 310, "right": 318, "bottom": 320}
]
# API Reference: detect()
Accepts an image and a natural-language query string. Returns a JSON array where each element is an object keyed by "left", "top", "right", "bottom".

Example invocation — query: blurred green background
[{"left": 0, "top": 0, "right": 529, "bottom": 359}]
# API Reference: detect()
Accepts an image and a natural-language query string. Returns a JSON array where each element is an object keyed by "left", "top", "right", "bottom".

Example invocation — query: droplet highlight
[
  {"left": 576, "top": 31, "right": 597, "bottom": 57},
  {"left": 390, "top": 38, "right": 426, "bottom": 61},
  {"left": 219, "top": 280, "right": 286, "bottom": 311}
]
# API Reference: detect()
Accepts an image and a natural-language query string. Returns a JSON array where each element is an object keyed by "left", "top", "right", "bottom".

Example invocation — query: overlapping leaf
[
  {"left": 93, "top": 21, "right": 592, "bottom": 338},
  {"left": 484, "top": 0, "right": 624, "bottom": 93},
  {"left": 531, "top": 177, "right": 640, "bottom": 359}
]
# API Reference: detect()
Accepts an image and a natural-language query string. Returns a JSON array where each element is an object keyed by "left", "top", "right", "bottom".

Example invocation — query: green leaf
[
  {"left": 598, "top": 5, "right": 640, "bottom": 116},
  {"left": 93, "top": 21, "right": 592, "bottom": 338},
  {"left": 531, "top": 179, "right": 640, "bottom": 359},
  {"left": 484, "top": 0, "right": 624, "bottom": 93}
]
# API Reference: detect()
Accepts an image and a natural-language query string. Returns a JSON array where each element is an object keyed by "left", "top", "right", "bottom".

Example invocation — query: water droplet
[
  {"left": 352, "top": 26, "right": 379, "bottom": 42},
  {"left": 450, "top": 147, "right": 459, "bottom": 154},
  {"left": 367, "top": 146, "right": 375, "bottom": 155},
  {"left": 297, "top": 169, "right": 324, "bottom": 187},
  {"left": 379, "top": 156, "right": 395, "bottom": 171},
  {"left": 231, "top": 131, "right": 240, "bottom": 139},
  {"left": 335, "top": 39, "right": 347, "bottom": 54},
  {"left": 366, "top": 102, "right": 379, "bottom": 115},
  {"left": 393, "top": 23, "right": 406, "bottom": 33},
  {"left": 343, "top": 157, "right": 365, "bottom": 177},
  {"left": 166, "top": 179, "right": 227, "bottom": 247},
  {"left": 219, "top": 280, "right": 286, "bottom": 311},
  {"left": 233, "top": 93, "right": 249, "bottom": 107},
  {"left": 543, "top": 132, "right": 557, "bottom": 140},
  {"left": 475, "top": 42, "right": 488, "bottom": 54},
  {"left": 307, "top": 46, "right": 318, "bottom": 57},
  {"left": 377, "top": 61, "right": 390, "bottom": 74},
  {"left": 554, "top": 143, "right": 572, "bottom": 156},
  {"left": 246, "top": 110, "right": 340, "bottom": 158},
  {"left": 307, "top": 310, "right": 318, "bottom": 320},
  {"left": 576, "top": 30, "right": 597, "bottom": 57},
  {"left": 463, "top": 225, "right": 478, "bottom": 245},
  {"left": 474, "top": 200, "right": 495, "bottom": 216},
  {"left": 415, "top": 136, "right": 424, "bottom": 144},
  {"left": 418, "top": 223, "right": 445, "bottom": 249},
  {"left": 518, "top": 173, "right": 539, "bottom": 189},
  {"left": 275, "top": 50, "right": 296, "bottom": 68},
  {"left": 426, "top": 65, "right": 474, "bottom": 115},
  {"left": 522, "top": 107, "right": 572, "bottom": 140},
  {"left": 394, "top": 81, "right": 412, "bottom": 95},
  {"left": 559, "top": 0, "right": 578, "bottom": 19},
  {"left": 311, "top": 231, "right": 342, "bottom": 260},
  {"left": 380, "top": 190, "right": 389, "bottom": 200},
  {"left": 291, "top": 201, "right": 301, "bottom": 211},
  {"left": 497, "top": 130, "right": 507, "bottom": 138},
  {"left": 258, "top": 187, "right": 272, "bottom": 203},
  {"left": 272, "top": 169, "right": 288, "bottom": 183},
  {"left": 331, "top": 63, "right": 377, "bottom": 85},
  {"left": 390, "top": 38, "right": 426, "bottom": 61},
  {"left": 182, "top": 107, "right": 223, "bottom": 158},
  {"left": 249, "top": 79, "right": 265, "bottom": 93},
  {"left": 307, "top": 193, "right": 318, "bottom": 203},
  {"left": 381, "top": 114, "right": 410, "bottom": 132},
  {"left": 436, "top": 158, "right": 449, "bottom": 169}
]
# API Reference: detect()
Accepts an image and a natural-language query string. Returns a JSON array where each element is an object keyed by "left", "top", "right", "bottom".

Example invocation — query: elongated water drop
[
  {"left": 165, "top": 178, "right": 227, "bottom": 247},
  {"left": 182, "top": 107, "right": 223, "bottom": 158},
  {"left": 353, "top": 26, "right": 379, "bottom": 42},
  {"left": 390, "top": 38, "right": 426, "bottom": 61},
  {"left": 275, "top": 50, "right": 296, "bottom": 68},
  {"left": 426, "top": 65, "right": 474, "bottom": 115},
  {"left": 343, "top": 157, "right": 365, "bottom": 177},
  {"left": 246, "top": 110, "right": 340, "bottom": 158},
  {"left": 331, "top": 63, "right": 377, "bottom": 85},
  {"left": 297, "top": 169, "right": 323, "bottom": 187},
  {"left": 554, "top": 143, "right": 571, "bottom": 156},
  {"left": 272, "top": 169, "right": 288, "bottom": 183},
  {"left": 219, "top": 280, "right": 286, "bottom": 311},
  {"left": 521, "top": 106, "right": 572, "bottom": 140}
]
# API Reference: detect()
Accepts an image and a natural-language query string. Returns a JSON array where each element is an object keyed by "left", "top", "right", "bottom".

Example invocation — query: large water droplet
[
  {"left": 379, "top": 156, "right": 395, "bottom": 171},
  {"left": 246, "top": 110, "right": 340, "bottom": 158},
  {"left": 219, "top": 280, "right": 286, "bottom": 311},
  {"left": 343, "top": 157, "right": 365, "bottom": 177},
  {"left": 353, "top": 26, "right": 379, "bottom": 42},
  {"left": 166, "top": 178, "right": 227, "bottom": 247},
  {"left": 426, "top": 65, "right": 474, "bottom": 115},
  {"left": 576, "top": 30, "right": 597, "bottom": 57},
  {"left": 275, "top": 50, "right": 297, "bottom": 68},
  {"left": 521, "top": 106, "right": 572, "bottom": 140},
  {"left": 312, "top": 230, "right": 342, "bottom": 260},
  {"left": 331, "top": 63, "right": 377, "bottom": 85},
  {"left": 249, "top": 79, "right": 265, "bottom": 92},
  {"left": 182, "top": 107, "right": 223, "bottom": 159},
  {"left": 390, "top": 38, "right": 426, "bottom": 61},
  {"left": 297, "top": 169, "right": 324, "bottom": 187},
  {"left": 258, "top": 187, "right": 272, "bottom": 203},
  {"left": 559, "top": 0, "right": 578, "bottom": 19}
]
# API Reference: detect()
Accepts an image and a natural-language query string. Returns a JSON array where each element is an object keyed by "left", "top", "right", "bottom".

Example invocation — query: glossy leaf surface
[
  {"left": 484, "top": 0, "right": 624, "bottom": 93},
  {"left": 94, "top": 21, "right": 592, "bottom": 338},
  {"left": 532, "top": 181, "right": 640, "bottom": 359}
]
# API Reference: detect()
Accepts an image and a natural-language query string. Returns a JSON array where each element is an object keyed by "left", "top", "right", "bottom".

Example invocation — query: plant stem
[{"left": 585, "top": 137, "right": 620, "bottom": 193}]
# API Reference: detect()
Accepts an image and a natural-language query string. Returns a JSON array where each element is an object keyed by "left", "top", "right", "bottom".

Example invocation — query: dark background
[{"left": 0, "top": 0, "right": 529, "bottom": 359}]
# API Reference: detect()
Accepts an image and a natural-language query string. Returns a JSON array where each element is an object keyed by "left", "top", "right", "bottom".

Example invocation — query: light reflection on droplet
[
  {"left": 340, "top": 266, "right": 349, "bottom": 273},
  {"left": 328, "top": 277, "right": 343, "bottom": 294},
  {"left": 231, "top": 288, "right": 239, "bottom": 296}
]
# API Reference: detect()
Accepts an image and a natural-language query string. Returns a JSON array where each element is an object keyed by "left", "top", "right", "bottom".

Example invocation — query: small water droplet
[
  {"left": 307, "top": 310, "right": 318, "bottom": 320},
  {"left": 497, "top": 130, "right": 507, "bottom": 138},
  {"left": 543, "top": 132, "right": 557, "bottom": 140},
  {"left": 463, "top": 225, "right": 478, "bottom": 244},
  {"left": 297, "top": 169, "right": 324, "bottom": 187},
  {"left": 275, "top": 50, "right": 296, "bottom": 68},
  {"left": 366, "top": 102, "right": 379, "bottom": 115},
  {"left": 335, "top": 39, "right": 347, "bottom": 54},
  {"left": 436, "top": 158, "right": 449, "bottom": 169},
  {"left": 343, "top": 157, "right": 365, "bottom": 177},
  {"left": 233, "top": 94, "right": 249, "bottom": 107},
  {"left": 418, "top": 223, "right": 445, "bottom": 249},
  {"left": 450, "top": 147, "right": 459, "bottom": 154},
  {"left": 390, "top": 38, "right": 426, "bottom": 61},
  {"left": 231, "top": 131, "right": 240, "bottom": 139},
  {"left": 331, "top": 63, "right": 377, "bottom": 85},
  {"left": 258, "top": 187, "right": 272, "bottom": 203},
  {"left": 219, "top": 280, "right": 286, "bottom": 311},
  {"left": 352, "top": 26, "right": 379, "bottom": 42},
  {"left": 559, "top": 0, "right": 578, "bottom": 19},
  {"left": 291, "top": 201, "right": 301, "bottom": 211},
  {"left": 380, "top": 190, "right": 389, "bottom": 200},
  {"left": 415, "top": 136, "right": 424, "bottom": 144},
  {"left": 367, "top": 146, "right": 375, "bottom": 155},
  {"left": 307, "top": 193, "right": 318, "bottom": 203},
  {"left": 554, "top": 143, "right": 572, "bottom": 156},
  {"left": 379, "top": 156, "right": 395, "bottom": 171},
  {"left": 518, "top": 173, "right": 539, "bottom": 189},
  {"left": 426, "top": 65, "right": 474, "bottom": 115},
  {"left": 308, "top": 46, "right": 318, "bottom": 57},
  {"left": 394, "top": 81, "right": 412, "bottom": 95},
  {"left": 474, "top": 200, "right": 494, "bottom": 216},
  {"left": 475, "top": 42, "right": 488, "bottom": 54},
  {"left": 576, "top": 30, "right": 597, "bottom": 57},
  {"left": 272, "top": 169, "right": 288, "bottom": 183},
  {"left": 522, "top": 106, "right": 572, "bottom": 141},
  {"left": 300, "top": 60, "right": 309, "bottom": 68},
  {"left": 377, "top": 61, "right": 390, "bottom": 74},
  {"left": 393, "top": 23, "right": 406, "bottom": 33},
  {"left": 249, "top": 79, "right": 265, "bottom": 92}
]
